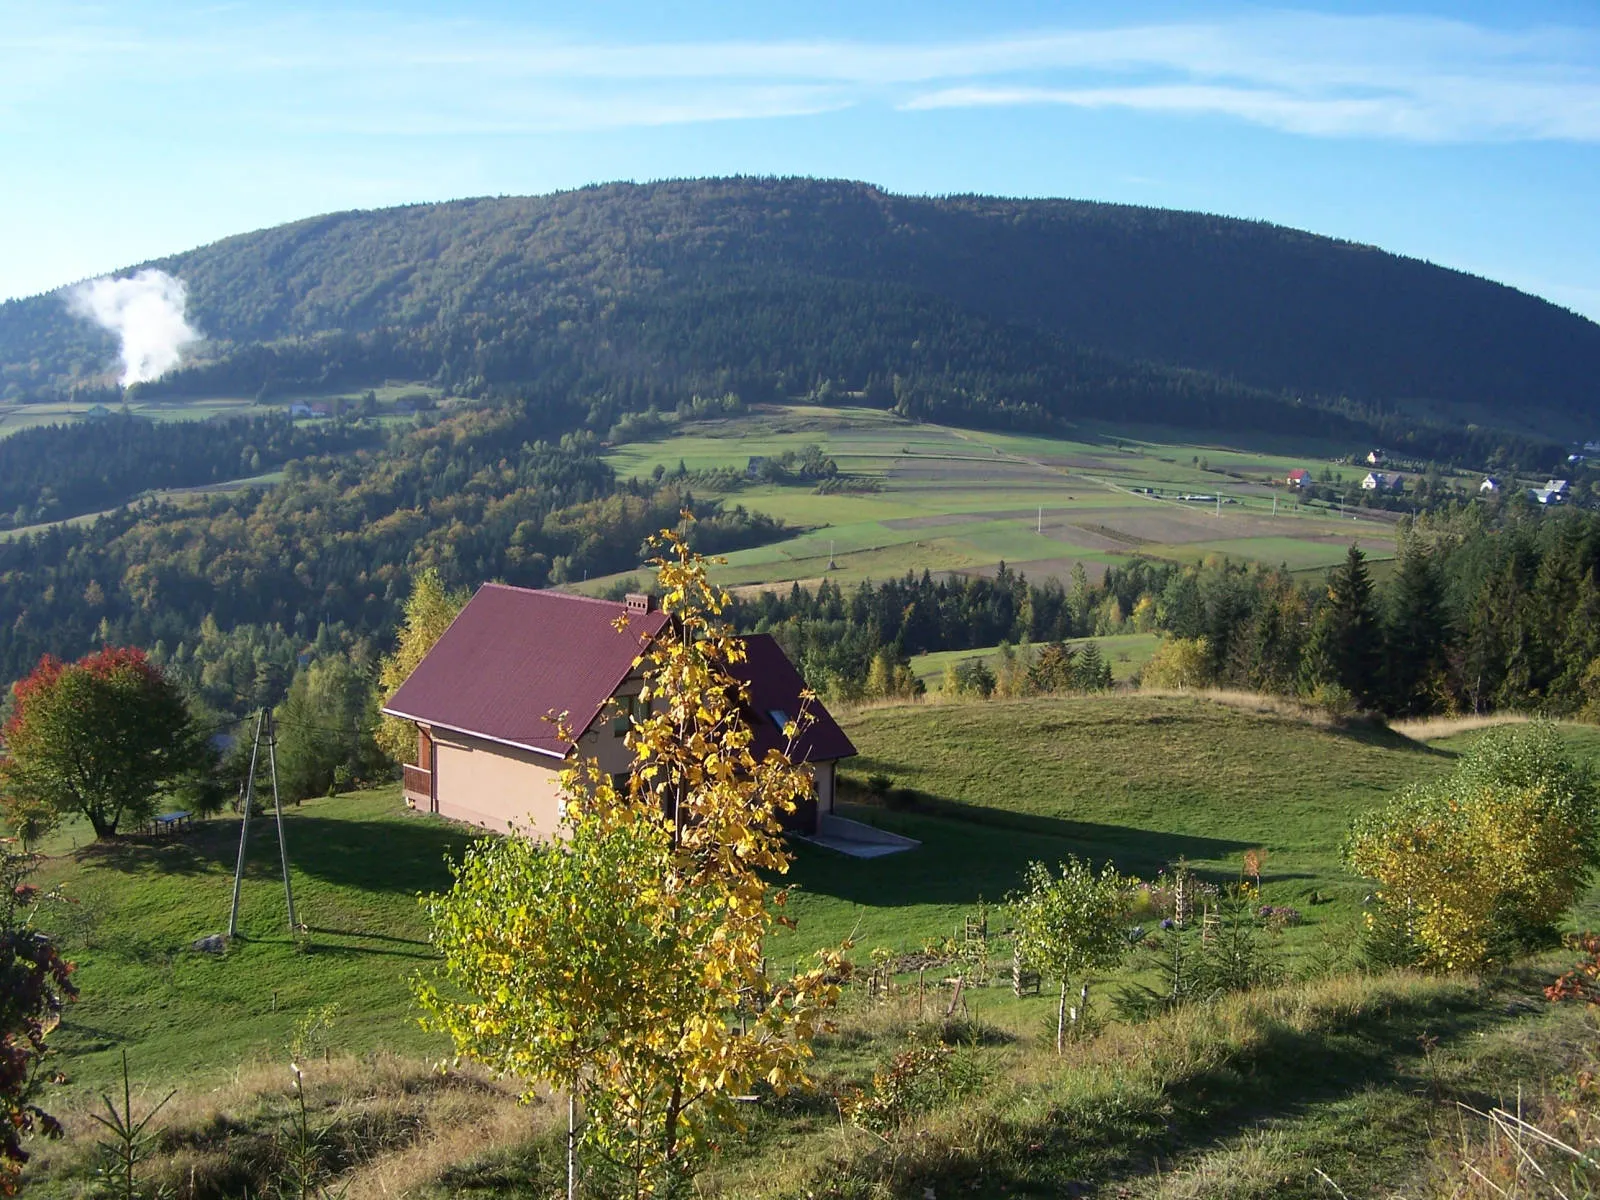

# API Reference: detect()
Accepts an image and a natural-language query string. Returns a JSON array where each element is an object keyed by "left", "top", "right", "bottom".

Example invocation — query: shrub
[
  {"left": 1346, "top": 723, "right": 1600, "bottom": 970},
  {"left": 1139, "top": 636, "right": 1211, "bottom": 689}
]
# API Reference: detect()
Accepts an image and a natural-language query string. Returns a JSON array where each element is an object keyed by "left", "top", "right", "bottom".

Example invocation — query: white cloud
[{"left": 3, "top": 6, "right": 1600, "bottom": 142}]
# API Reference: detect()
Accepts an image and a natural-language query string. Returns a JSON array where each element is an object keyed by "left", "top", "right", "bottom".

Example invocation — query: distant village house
[
  {"left": 1479, "top": 477, "right": 1500, "bottom": 494},
  {"left": 1286, "top": 469, "right": 1311, "bottom": 488},
  {"left": 1365, "top": 449, "right": 1385, "bottom": 466},
  {"left": 382, "top": 586, "right": 857, "bottom": 840}
]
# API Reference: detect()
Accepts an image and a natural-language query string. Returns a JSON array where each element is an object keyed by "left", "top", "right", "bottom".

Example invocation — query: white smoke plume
[{"left": 66, "top": 269, "right": 202, "bottom": 387}]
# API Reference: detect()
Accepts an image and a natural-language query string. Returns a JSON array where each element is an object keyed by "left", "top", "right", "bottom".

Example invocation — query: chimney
[{"left": 625, "top": 592, "right": 655, "bottom": 614}]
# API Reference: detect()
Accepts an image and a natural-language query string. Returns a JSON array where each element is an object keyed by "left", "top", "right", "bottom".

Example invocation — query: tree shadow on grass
[{"left": 81, "top": 812, "right": 478, "bottom": 896}]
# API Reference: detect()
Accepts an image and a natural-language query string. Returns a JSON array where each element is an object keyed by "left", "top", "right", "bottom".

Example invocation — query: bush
[
  {"left": 1346, "top": 723, "right": 1600, "bottom": 970},
  {"left": 1139, "top": 636, "right": 1211, "bottom": 689}
]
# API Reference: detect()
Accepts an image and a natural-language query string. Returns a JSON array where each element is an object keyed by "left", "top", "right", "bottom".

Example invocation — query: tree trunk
[
  {"left": 1056, "top": 979, "right": 1067, "bottom": 1055},
  {"left": 86, "top": 809, "right": 116, "bottom": 839},
  {"left": 567, "top": 1090, "right": 577, "bottom": 1200}
]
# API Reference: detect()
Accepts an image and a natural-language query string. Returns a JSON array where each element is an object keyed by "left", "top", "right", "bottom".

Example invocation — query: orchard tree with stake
[
  {"left": 0, "top": 649, "right": 213, "bottom": 840},
  {"left": 418, "top": 524, "right": 844, "bottom": 1197},
  {"left": 1010, "top": 857, "right": 1134, "bottom": 1053}
]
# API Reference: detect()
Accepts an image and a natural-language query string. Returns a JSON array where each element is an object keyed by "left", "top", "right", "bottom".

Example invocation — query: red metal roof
[
  {"left": 382, "top": 587, "right": 856, "bottom": 765},
  {"left": 729, "top": 634, "right": 857, "bottom": 765},
  {"left": 382, "top": 584, "right": 668, "bottom": 757}
]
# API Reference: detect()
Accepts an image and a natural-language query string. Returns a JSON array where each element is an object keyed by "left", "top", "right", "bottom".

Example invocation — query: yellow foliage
[
  {"left": 1140, "top": 636, "right": 1211, "bottom": 690},
  {"left": 416, "top": 521, "right": 843, "bottom": 1195},
  {"left": 1346, "top": 724, "right": 1600, "bottom": 970}
]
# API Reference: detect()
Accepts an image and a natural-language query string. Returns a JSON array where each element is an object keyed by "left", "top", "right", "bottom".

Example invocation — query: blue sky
[{"left": 3, "top": 1, "right": 1598, "bottom": 319}]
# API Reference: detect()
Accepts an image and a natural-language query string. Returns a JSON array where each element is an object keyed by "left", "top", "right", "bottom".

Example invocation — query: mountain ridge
[{"left": 4, "top": 177, "right": 1598, "bottom": 435}]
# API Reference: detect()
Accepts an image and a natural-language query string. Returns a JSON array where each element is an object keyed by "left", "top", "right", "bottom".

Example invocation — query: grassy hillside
[
  {"left": 34, "top": 695, "right": 1597, "bottom": 1097},
  {"left": 4, "top": 179, "right": 1595, "bottom": 441},
  {"left": 771, "top": 696, "right": 1600, "bottom": 960},
  {"left": 19, "top": 696, "right": 1600, "bottom": 1196}
]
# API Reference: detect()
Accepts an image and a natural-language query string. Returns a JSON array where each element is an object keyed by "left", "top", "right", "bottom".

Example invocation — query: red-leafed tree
[{"left": 0, "top": 648, "right": 212, "bottom": 840}]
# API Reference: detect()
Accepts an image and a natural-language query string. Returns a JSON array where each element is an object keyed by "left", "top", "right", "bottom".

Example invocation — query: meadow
[
  {"left": 29, "top": 695, "right": 1592, "bottom": 1096},
  {"left": 598, "top": 405, "right": 1403, "bottom": 594},
  {"left": 906, "top": 632, "right": 1162, "bottom": 686},
  {"left": 19, "top": 694, "right": 1600, "bottom": 1196},
  {"left": 0, "top": 382, "right": 441, "bottom": 440}
]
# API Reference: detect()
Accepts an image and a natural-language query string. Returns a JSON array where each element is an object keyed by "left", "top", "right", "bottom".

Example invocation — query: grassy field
[
  {"left": 20, "top": 696, "right": 1600, "bottom": 1196},
  {"left": 594, "top": 405, "right": 1403, "bottom": 594},
  {"left": 907, "top": 632, "right": 1162, "bottom": 686},
  {"left": 32, "top": 695, "right": 1599, "bottom": 1097},
  {"left": 0, "top": 382, "right": 441, "bottom": 440},
  {"left": 33, "top": 791, "right": 474, "bottom": 1096},
  {"left": 0, "top": 470, "right": 288, "bottom": 542}
]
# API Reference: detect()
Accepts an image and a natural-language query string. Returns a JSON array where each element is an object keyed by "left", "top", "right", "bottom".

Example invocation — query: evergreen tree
[
  {"left": 1383, "top": 547, "right": 1449, "bottom": 716},
  {"left": 1302, "top": 544, "right": 1382, "bottom": 707},
  {"left": 1071, "top": 641, "right": 1113, "bottom": 691}
]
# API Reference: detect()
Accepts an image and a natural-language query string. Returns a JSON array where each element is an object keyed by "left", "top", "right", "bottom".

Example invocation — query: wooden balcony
[{"left": 402, "top": 763, "right": 433, "bottom": 810}]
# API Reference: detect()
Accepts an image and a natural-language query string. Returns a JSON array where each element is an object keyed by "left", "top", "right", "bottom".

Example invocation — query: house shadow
[{"left": 788, "top": 803, "right": 1254, "bottom": 910}]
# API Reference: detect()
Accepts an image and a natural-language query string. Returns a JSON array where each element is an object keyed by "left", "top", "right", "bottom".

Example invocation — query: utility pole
[
  {"left": 227, "top": 708, "right": 298, "bottom": 938},
  {"left": 1037, "top": 505, "right": 1043, "bottom": 534},
  {"left": 227, "top": 710, "right": 264, "bottom": 938},
  {"left": 266, "top": 711, "right": 298, "bottom": 932}
]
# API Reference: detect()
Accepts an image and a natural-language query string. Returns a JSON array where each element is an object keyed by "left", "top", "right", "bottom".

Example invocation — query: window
[{"left": 768, "top": 709, "right": 790, "bottom": 731}]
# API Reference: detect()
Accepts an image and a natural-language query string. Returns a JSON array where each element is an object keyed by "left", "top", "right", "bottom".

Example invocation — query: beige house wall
[
  {"left": 425, "top": 677, "right": 838, "bottom": 838},
  {"left": 813, "top": 760, "right": 836, "bottom": 815},
  {"left": 432, "top": 731, "right": 567, "bottom": 839}
]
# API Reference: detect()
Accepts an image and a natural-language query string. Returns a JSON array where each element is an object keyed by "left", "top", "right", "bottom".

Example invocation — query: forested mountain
[{"left": 5, "top": 179, "right": 1598, "bottom": 438}]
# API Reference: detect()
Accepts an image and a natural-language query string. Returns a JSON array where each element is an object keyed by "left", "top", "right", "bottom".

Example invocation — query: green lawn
[
  {"left": 0, "top": 382, "right": 442, "bottom": 440},
  {"left": 34, "top": 696, "right": 1600, "bottom": 1104},
  {"left": 34, "top": 790, "right": 472, "bottom": 1097},
  {"left": 770, "top": 697, "right": 1600, "bottom": 962},
  {"left": 22, "top": 699, "right": 1600, "bottom": 1198}
]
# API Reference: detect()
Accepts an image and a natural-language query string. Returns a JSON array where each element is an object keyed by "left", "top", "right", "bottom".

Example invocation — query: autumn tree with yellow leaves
[
  {"left": 1347, "top": 723, "right": 1600, "bottom": 971},
  {"left": 416, "top": 526, "right": 842, "bottom": 1198}
]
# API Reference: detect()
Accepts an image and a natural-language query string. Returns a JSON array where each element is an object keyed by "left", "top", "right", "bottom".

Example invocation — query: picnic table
[{"left": 146, "top": 810, "right": 192, "bottom": 837}]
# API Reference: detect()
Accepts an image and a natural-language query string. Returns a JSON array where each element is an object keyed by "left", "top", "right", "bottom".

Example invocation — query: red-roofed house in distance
[
  {"left": 381, "top": 585, "right": 858, "bottom": 839},
  {"left": 1286, "top": 469, "right": 1311, "bottom": 488}
]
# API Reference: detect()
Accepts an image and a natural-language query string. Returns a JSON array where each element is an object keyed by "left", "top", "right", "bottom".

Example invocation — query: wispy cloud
[{"left": 3, "top": 6, "right": 1599, "bottom": 141}]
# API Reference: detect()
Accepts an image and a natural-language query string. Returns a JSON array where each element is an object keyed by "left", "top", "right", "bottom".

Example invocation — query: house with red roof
[
  {"left": 1286, "top": 469, "right": 1311, "bottom": 488},
  {"left": 381, "top": 585, "right": 856, "bottom": 839}
]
